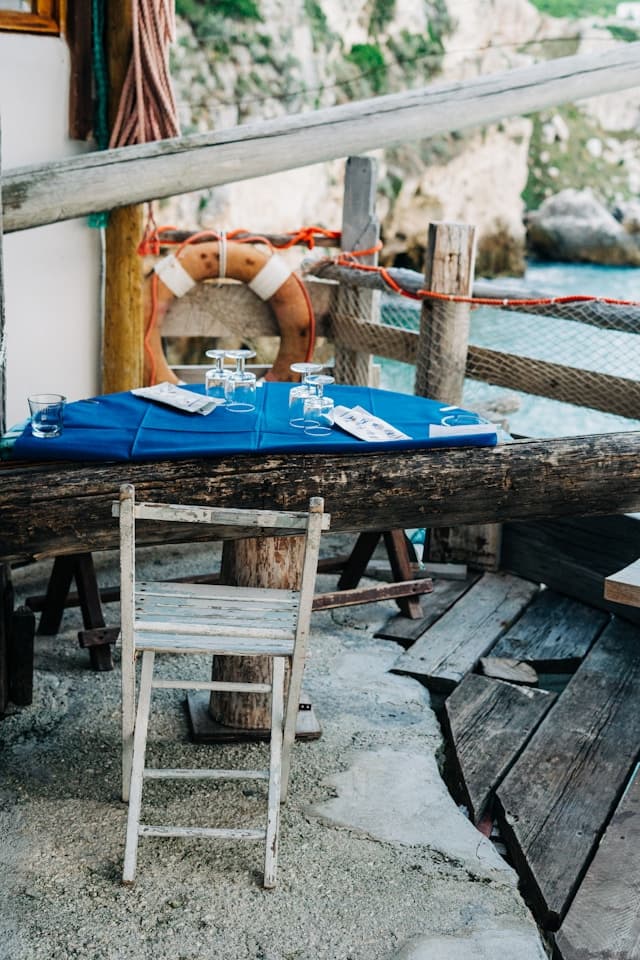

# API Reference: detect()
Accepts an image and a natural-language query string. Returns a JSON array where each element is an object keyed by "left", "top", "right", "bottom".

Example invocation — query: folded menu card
[
  {"left": 333, "top": 405, "right": 411, "bottom": 442},
  {"left": 131, "top": 382, "right": 223, "bottom": 416}
]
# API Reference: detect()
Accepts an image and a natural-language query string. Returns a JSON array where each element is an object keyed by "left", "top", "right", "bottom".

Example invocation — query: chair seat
[{"left": 133, "top": 580, "right": 298, "bottom": 655}]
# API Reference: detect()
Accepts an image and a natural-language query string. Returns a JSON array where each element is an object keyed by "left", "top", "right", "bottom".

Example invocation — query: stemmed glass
[
  {"left": 225, "top": 349, "right": 257, "bottom": 413},
  {"left": 204, "top": 349, "right": 231, "bottom": 403},
  {"left": 288, "top": 362, "right": 324, "bottom": 428},
  {"left": 302, "top": 374, "right": 335, "bottom": 437}
]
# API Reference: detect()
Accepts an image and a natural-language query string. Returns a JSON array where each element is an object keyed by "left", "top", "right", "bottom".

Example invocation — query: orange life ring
[{"left": 143, "top": 239, "right": 315, "bottom": 386}]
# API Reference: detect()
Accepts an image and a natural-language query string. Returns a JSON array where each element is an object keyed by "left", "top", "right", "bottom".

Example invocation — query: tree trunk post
[
  {"left": 414, "top": 221, "right": 476, "bottom": 404},
  {"left": 103, "top": 0, "right": 144, "bottom": 393},
  {"left": 416, "top": 221, "right": 502, "bottom": 570},
  {"left": 333, "top": 156, "right": 380, "bottom": 387},
  {"left": 209, "top": 536, "right": 305, "bottom": 731}
]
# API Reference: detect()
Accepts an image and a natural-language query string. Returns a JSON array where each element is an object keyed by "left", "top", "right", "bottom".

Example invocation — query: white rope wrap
[
  {"left": 248, "top": 254, "right": 292, "bottom": 301},
  {"left": 154, "top": 254, "right": 197, "bottom": 298},
  {"left": 217, "top": 232, "right": 227, "bottom": 282}
]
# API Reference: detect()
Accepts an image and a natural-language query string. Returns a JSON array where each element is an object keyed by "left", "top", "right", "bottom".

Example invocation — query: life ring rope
[{"left": 138, "top": 216, "right": 383, "bottom": 387}]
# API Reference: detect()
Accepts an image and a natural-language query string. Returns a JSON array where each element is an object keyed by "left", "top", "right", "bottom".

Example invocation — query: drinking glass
[
  {"left": 303, "top": 374, "right": 335, "bottom": 437},
  {"left": 204, "top": 349, "right": 231, "bottom": 403},
  {"left": 225, "top": 349, "right": 257, "bottom": 412},
  {"left": 441, "top": 413, "right": 483, "bottom": 427},
  {"left": 288, "top": 362, "right": 324, "bottom": 428},
  {"left": 28, "top": 393, "right": 66, "bottom": 438}
]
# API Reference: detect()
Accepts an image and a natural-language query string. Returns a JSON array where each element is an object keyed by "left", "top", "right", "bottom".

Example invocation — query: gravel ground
[{"left": 1, "top": 541, "right": 548, "bottom": 960}]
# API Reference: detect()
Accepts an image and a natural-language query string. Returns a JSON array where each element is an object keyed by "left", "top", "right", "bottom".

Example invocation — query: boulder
[{"left": 526, "top": 188, "right": 640, "bottom": 266}]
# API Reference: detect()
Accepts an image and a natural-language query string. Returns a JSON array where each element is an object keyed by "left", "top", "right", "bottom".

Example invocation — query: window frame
[{"left": 0, "top": 1, "right": 65, "bottom": 36}]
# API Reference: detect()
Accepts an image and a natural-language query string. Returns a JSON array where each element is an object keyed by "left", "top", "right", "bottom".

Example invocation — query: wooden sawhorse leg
[
  {"left": 36, "top": 553, "right": 114, "bottom": 671},
  {"left": 337, "top": 530, "right": 424, "bottom": 619}
]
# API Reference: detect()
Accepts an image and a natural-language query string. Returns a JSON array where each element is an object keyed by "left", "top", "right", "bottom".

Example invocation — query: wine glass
[
  {"left": 204, "top": 349, "right": 231, "bottom": 403},
  {"left": 302, "top": 374, "right": 335, "bottom": 437},
  {"left": 288, "top": 362, "right": 324, "bottom": 428},
  {"left": 225, "top": 349, "right": 257, "bottom": 412}
]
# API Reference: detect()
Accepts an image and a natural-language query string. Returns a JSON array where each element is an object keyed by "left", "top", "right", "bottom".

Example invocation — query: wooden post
[
  {"left": 103, "top": 0, "right": 144, "bottom": 393},
  {"left": 414, "top": 221, "right": 476, "bottom": 404},
  {"left": 417, "top": 222, "right": 501, "bottom": 571},
  {"left": 333, "top": 156, "right": 380, "bottom": 386},
  {"left": 0, "top": 564, "right": 13, "bottom": 714},
  {"left": 0, "top": 119, "right": 6, "bottom": 434}
]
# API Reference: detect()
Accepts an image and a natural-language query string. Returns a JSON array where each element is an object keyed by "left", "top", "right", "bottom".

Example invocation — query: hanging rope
[{"left": 109, "top": 0, "right": 180, "bottom": 148}]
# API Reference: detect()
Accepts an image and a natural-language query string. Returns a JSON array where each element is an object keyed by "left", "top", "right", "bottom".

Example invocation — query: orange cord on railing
[
  {"left": 139, "top": 210, "right": 640, "bottom": 385},
  {"left": 138, "top": 212, "right": 351, "bottom": 382}
]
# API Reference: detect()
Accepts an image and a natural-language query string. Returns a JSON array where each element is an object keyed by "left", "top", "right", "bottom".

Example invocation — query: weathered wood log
[
  {"left": 4, "top": 45, "right": 640, "bottom": 232},
  {"left": 209, "top": 536, "right": 305, "bottom": 732},
  {"left": 0, "top": 120, "right": 6, "bottom": 434},
  {"left": 2, "top": 432, "right": 640, "bottom": 565}
]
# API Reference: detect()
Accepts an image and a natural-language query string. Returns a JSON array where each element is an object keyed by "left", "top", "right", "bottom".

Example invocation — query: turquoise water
[{"left": 378, "top": 261, "right": 640, "bottom": 438}]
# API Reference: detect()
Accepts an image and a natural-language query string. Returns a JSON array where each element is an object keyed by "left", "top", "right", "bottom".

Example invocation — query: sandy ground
[{"left": 0, "top": 540, "right": 549, "bottom": 960}]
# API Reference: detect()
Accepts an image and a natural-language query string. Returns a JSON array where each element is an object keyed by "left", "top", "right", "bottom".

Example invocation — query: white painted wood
[
  {"left": 139, "top": 826, "right": 266, "bottom": 840},
  {"left": 122, "top": 650, "right": 155, "bottom": 885},
  {"left": 143, "top": 768, "right": 269, "bottom": 780},
  {"left": 152, "top": 678, "right": 272, "bottom": 694},
  {"left": 133, "top": 631, "right": 295, "bottom": 657},
  {"left": 5, "top": 45, "right": 640, "bottom": 232},
  {"left": 138, "top": 580, "right": 298, "bottom": 602},
  {"left": 132, "top": 502, "right": 329, "bottom": 529},
  {"left": 119, "top": 484, "right": 136, "bottom": 802},
  {"left": 264, "top": 656, "right": 284, "bottom": 889},
  {"left": 116, "top": 486, "right": 329, "bottom": 885},
  {"left": 281, "top": 499, "right": 325, "bottom": 802}
]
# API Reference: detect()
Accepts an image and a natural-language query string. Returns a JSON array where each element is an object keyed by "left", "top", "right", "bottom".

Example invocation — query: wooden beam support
[
  {"left": 2, "top": 432, "right": 640, "bottom": 565},
  {"left": 103, "top": 0, "right": 144, "bottom": 392},
  {"left": 4, "top": 44, "right": 640, "bottom": 232}
]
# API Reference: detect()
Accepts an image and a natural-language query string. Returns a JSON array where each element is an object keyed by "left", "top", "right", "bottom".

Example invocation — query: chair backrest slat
[{"left": 113, "top": 500, "right": 330, "bottom": 532}]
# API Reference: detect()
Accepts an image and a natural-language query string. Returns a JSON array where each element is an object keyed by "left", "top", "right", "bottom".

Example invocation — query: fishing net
[{"left": 154, "top": 229, "right": 640, "bottom": 439}]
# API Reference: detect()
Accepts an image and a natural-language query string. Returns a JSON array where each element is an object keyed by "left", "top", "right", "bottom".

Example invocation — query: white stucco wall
[{"left": 1, "top": 31, "right": 102, "bottom": 427}]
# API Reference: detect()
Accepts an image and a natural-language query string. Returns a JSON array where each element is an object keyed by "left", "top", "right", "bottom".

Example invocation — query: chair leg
[
  {"left": 280, "top": 650, "right": 307, "bottom": 805},
  {"left": 121, "top": 642, "right": 136, "bottom": 802},
  {"left": 122, "top": 650, "right": 155, "bottom": 886},
  {"left": 264, "top": 656, "right": 285, "bottom": 889}
]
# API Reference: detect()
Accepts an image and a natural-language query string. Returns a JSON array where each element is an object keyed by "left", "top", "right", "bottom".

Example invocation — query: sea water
[{"left": 377, "top": 261, "right": 640, "bottom": 438}]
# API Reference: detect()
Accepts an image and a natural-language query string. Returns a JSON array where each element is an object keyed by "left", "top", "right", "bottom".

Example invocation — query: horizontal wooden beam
[
  {"left": 2, "top": 430, "right": 640, "bottom": 564},
  {"left": 4, "top": 44, "right": 640, "bottom": 232},
  {"left": 466, "top": 346, "right": 640, "bottom": 420}
]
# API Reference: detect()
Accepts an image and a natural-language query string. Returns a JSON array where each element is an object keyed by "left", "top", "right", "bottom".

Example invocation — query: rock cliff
[{"left": 167, "top": 0, "right": 640, "bottom": 275}]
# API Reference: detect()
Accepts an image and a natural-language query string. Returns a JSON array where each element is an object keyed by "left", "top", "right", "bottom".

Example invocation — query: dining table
[{"left": 2, "top": 382, "right": 639, "bottom": 728}]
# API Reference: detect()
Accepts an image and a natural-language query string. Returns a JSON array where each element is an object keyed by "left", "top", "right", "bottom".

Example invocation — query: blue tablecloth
[{"left": 11, "top": 383, "right": 498, "bottom": 463}]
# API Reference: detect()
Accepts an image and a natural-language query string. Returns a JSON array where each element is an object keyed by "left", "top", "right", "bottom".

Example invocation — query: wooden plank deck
[
  {"left": 392, "top": 572, "right": 538, "bottom": 692},
  {"left": 392, "top": 560, "right": 640, "bottom": 945},
  {"left": 555, "top": 765, "right": 640, "bottom": 960},
  {"left": 442, "top": 673, "right": 556, "bottom": 823},
  {"left": 490, "top": 588, "right": 609, "bottom": 672},
  {"left": 494, "top": 617, "right": 640, "bottom": 930}
]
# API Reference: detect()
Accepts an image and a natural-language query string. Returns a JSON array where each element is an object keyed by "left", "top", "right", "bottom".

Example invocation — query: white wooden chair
[{"left": 112, "top": 483, "right": 329, "bottom": 888}]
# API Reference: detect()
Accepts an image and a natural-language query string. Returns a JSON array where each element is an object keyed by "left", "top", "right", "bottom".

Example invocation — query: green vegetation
[
  {"left": 344, "top": 43, "right": 388, "bottom": 94},
  {"left": 528, "top": 0, "right": 618, "bottom": 16},
  {"left": 369, "top": 0, "right": 396, "bottom": 37},
  {"left": 523, "top": 104, "right": 633, "bottom": 211},
  {"left": 175, "top": 0, "right": 262, "bottom": 22},
  {"left": 607, "top": 23, "right": 640, "bottom": 41}
]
